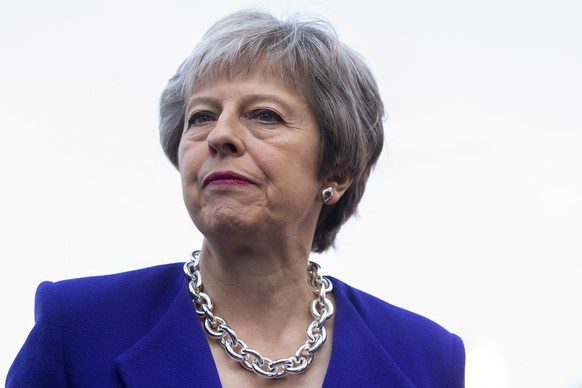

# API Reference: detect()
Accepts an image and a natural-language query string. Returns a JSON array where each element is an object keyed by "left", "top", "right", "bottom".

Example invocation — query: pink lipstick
[{"left": 203, "top": 171, "right": 252, "bottom": 187}]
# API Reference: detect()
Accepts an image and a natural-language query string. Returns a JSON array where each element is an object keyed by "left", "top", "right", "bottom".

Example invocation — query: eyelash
[
  {"left": 247, "top": 109, "right": 283, "bottom": 123},
  {"left": 188, "top": 109, "right": 284, "bottom": 128},
  {"left": 187, "top": 111, "right": 215, "bottom": 127}
]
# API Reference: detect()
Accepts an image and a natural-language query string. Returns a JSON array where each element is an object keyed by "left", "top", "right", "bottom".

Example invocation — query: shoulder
[
  {"left": 37, "top": 262, "right": 185, "bottom": 324},
  {"left": 331, "top": 276, "right": 455, "bottom": 338},
  {"left": 330, "top": 276, "right": 465, "bottom": 386},
  {"left": 48, "top": 262, "right": 185, "bottom": 296},
  {"left": 33, "top": 263, "right": 188, "bottom": 352},
  {"left": 8, "top": 263, "right": 188, "bottom": 387},
  {"left": 38, "top": 262, "right": 186, "bottom": 326}
]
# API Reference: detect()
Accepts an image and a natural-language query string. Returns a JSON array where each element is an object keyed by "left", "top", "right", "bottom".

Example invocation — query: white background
[{"left": 1, "top": 0, "right": 581, "bottom": 386}]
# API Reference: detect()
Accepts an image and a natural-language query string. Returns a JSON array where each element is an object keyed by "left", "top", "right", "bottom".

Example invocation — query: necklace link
[{"left": 184, "top": 250, "right": 334, "bottom": 379}]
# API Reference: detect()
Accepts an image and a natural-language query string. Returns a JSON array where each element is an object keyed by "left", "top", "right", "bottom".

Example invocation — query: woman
[{"left": 7, "top": 9, "right": 465, "bottom": 387}]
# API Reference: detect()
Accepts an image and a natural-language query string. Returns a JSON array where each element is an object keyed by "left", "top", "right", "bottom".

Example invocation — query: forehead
[{"left": 188, "top": 57, "right": 306, "bottom": 101}]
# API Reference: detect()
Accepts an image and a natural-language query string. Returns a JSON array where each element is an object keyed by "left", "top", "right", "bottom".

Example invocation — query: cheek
[
  {"left": 178, "top": 146, "right": 204, "bottom": 214},
  {"left": 298, "top": 142, "right": 321, "bottom": 181},
  {"left": 177, "top": 140, "right": 189, "bottom": 170},
  {"left": 178, "top": 142, "right": 204, "bottom": 180}
]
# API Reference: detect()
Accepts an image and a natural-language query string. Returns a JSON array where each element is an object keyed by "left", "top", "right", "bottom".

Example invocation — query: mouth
[{"left": 203, "top": 171, "right": 253, "bottom": 188}]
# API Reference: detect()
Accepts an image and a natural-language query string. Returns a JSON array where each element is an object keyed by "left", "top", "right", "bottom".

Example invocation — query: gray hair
[{"left": 159, "top": 9, "right": 384, "bottom": 252}]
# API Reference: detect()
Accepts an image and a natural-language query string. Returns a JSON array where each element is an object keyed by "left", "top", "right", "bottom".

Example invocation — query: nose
[{"left": 206, "top": 112, "right": 246, "bottom": 157}]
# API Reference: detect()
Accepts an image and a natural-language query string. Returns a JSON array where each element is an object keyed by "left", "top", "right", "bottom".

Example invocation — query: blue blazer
[{"left": 7, "top": 263, "right": 465, "bottom": 387}]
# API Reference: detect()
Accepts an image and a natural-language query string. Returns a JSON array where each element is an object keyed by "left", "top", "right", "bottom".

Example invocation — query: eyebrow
[
  {"left": 185, "top": 96, "right": 220, "bottom": 113},
  {"left": 185, "top": 93, "right": 303, "bottom": 114},
  {"left": 243, "top": 94, "right": 298, "bottom": 111}
]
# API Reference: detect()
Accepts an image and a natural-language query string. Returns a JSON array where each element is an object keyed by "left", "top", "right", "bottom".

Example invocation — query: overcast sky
[{"left": 1, "top": 1, "right": 581, "bottom": 386}]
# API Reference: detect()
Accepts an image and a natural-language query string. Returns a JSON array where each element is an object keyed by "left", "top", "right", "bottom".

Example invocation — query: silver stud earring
[{"left": 321, "top": 187, "right": 333, "bottom": 204}]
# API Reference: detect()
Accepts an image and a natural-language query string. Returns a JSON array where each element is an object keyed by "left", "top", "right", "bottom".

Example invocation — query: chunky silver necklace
[{"left": 184, "top": 250, "right": 334, "bottom": 379}]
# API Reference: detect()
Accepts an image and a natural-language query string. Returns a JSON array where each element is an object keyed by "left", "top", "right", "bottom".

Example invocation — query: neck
[{"left": 195, "top": 240, "right": 316, "bottom": 355}]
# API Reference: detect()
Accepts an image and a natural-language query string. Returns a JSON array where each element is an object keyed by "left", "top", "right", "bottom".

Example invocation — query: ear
[{"left": 321, "top": 175, "right": 353, "bottom": 205}]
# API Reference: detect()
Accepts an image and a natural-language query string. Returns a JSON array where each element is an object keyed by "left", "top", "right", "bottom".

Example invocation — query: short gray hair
[{"left": 159, "top": 9, "right": 384, "bottom": 252}]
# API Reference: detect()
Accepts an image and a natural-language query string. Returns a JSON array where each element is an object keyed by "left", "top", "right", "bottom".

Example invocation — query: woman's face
[{"left": 178, "top": 68, "right": 324, "bottom": 244}]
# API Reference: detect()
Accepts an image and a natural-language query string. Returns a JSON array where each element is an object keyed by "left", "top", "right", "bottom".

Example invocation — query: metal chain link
[{"left": 183, "top": 250, "right": 334, "bottom": 379}]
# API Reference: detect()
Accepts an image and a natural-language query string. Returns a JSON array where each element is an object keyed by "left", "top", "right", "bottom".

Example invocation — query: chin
[{"left": 194, "top": 207, "right": 264, "bottom": 238}]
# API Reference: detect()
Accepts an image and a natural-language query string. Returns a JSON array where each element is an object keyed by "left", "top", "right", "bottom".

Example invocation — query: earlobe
[
  {"left": 321, "top": 187, "right": 333, "bottom": 204},
  {"left": 321, "top": 176, "right": 353, "bottom": 205}
]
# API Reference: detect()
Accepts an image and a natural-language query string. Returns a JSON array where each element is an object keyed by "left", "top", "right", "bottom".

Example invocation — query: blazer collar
[
  {"left": 115, "top": 272, "right": 413, "bottom": 387},
  {"left": 323, "top": 277, "right": 415, "bottom": 387},
  {"left": 115, "top": 276, "right": 222, "bottom": 387}
]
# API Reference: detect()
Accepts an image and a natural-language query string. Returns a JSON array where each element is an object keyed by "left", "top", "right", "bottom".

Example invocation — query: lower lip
[{"left": 206, "top": 179, "right": 251, "bottom": 187}]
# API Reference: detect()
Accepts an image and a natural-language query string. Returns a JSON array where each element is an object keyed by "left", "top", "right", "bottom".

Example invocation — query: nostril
[{"left": 224, "top": 143, "right": 237, "bottom": 153}]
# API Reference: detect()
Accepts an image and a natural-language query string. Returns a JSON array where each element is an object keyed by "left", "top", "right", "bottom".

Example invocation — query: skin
[{"left": 177, "top": 67, "right": 351, "bottom": 387}]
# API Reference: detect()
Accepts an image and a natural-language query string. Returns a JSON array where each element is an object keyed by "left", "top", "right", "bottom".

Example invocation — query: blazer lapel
[
  {"left": 116, "top": 274, "right": 414, "bottom": 387},
  {"left": 115, "top": 276, "right": 221, "bottom": 387},
  {"left": 323, "top": 278, "right": 415, "bottom": 387}
]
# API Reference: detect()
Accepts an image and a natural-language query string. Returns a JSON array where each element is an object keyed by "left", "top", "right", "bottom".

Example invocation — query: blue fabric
[{"left": 7, "top": 263, "right": 464, "bottom": 387}]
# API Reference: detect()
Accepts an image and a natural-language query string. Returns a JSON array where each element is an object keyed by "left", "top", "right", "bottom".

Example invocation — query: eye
[
  {"left": 249, "top": 109, "right": 283, "bottom": 124},
  {"left": 188, "top": 111, "right": 216, "bottom": 127}
]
